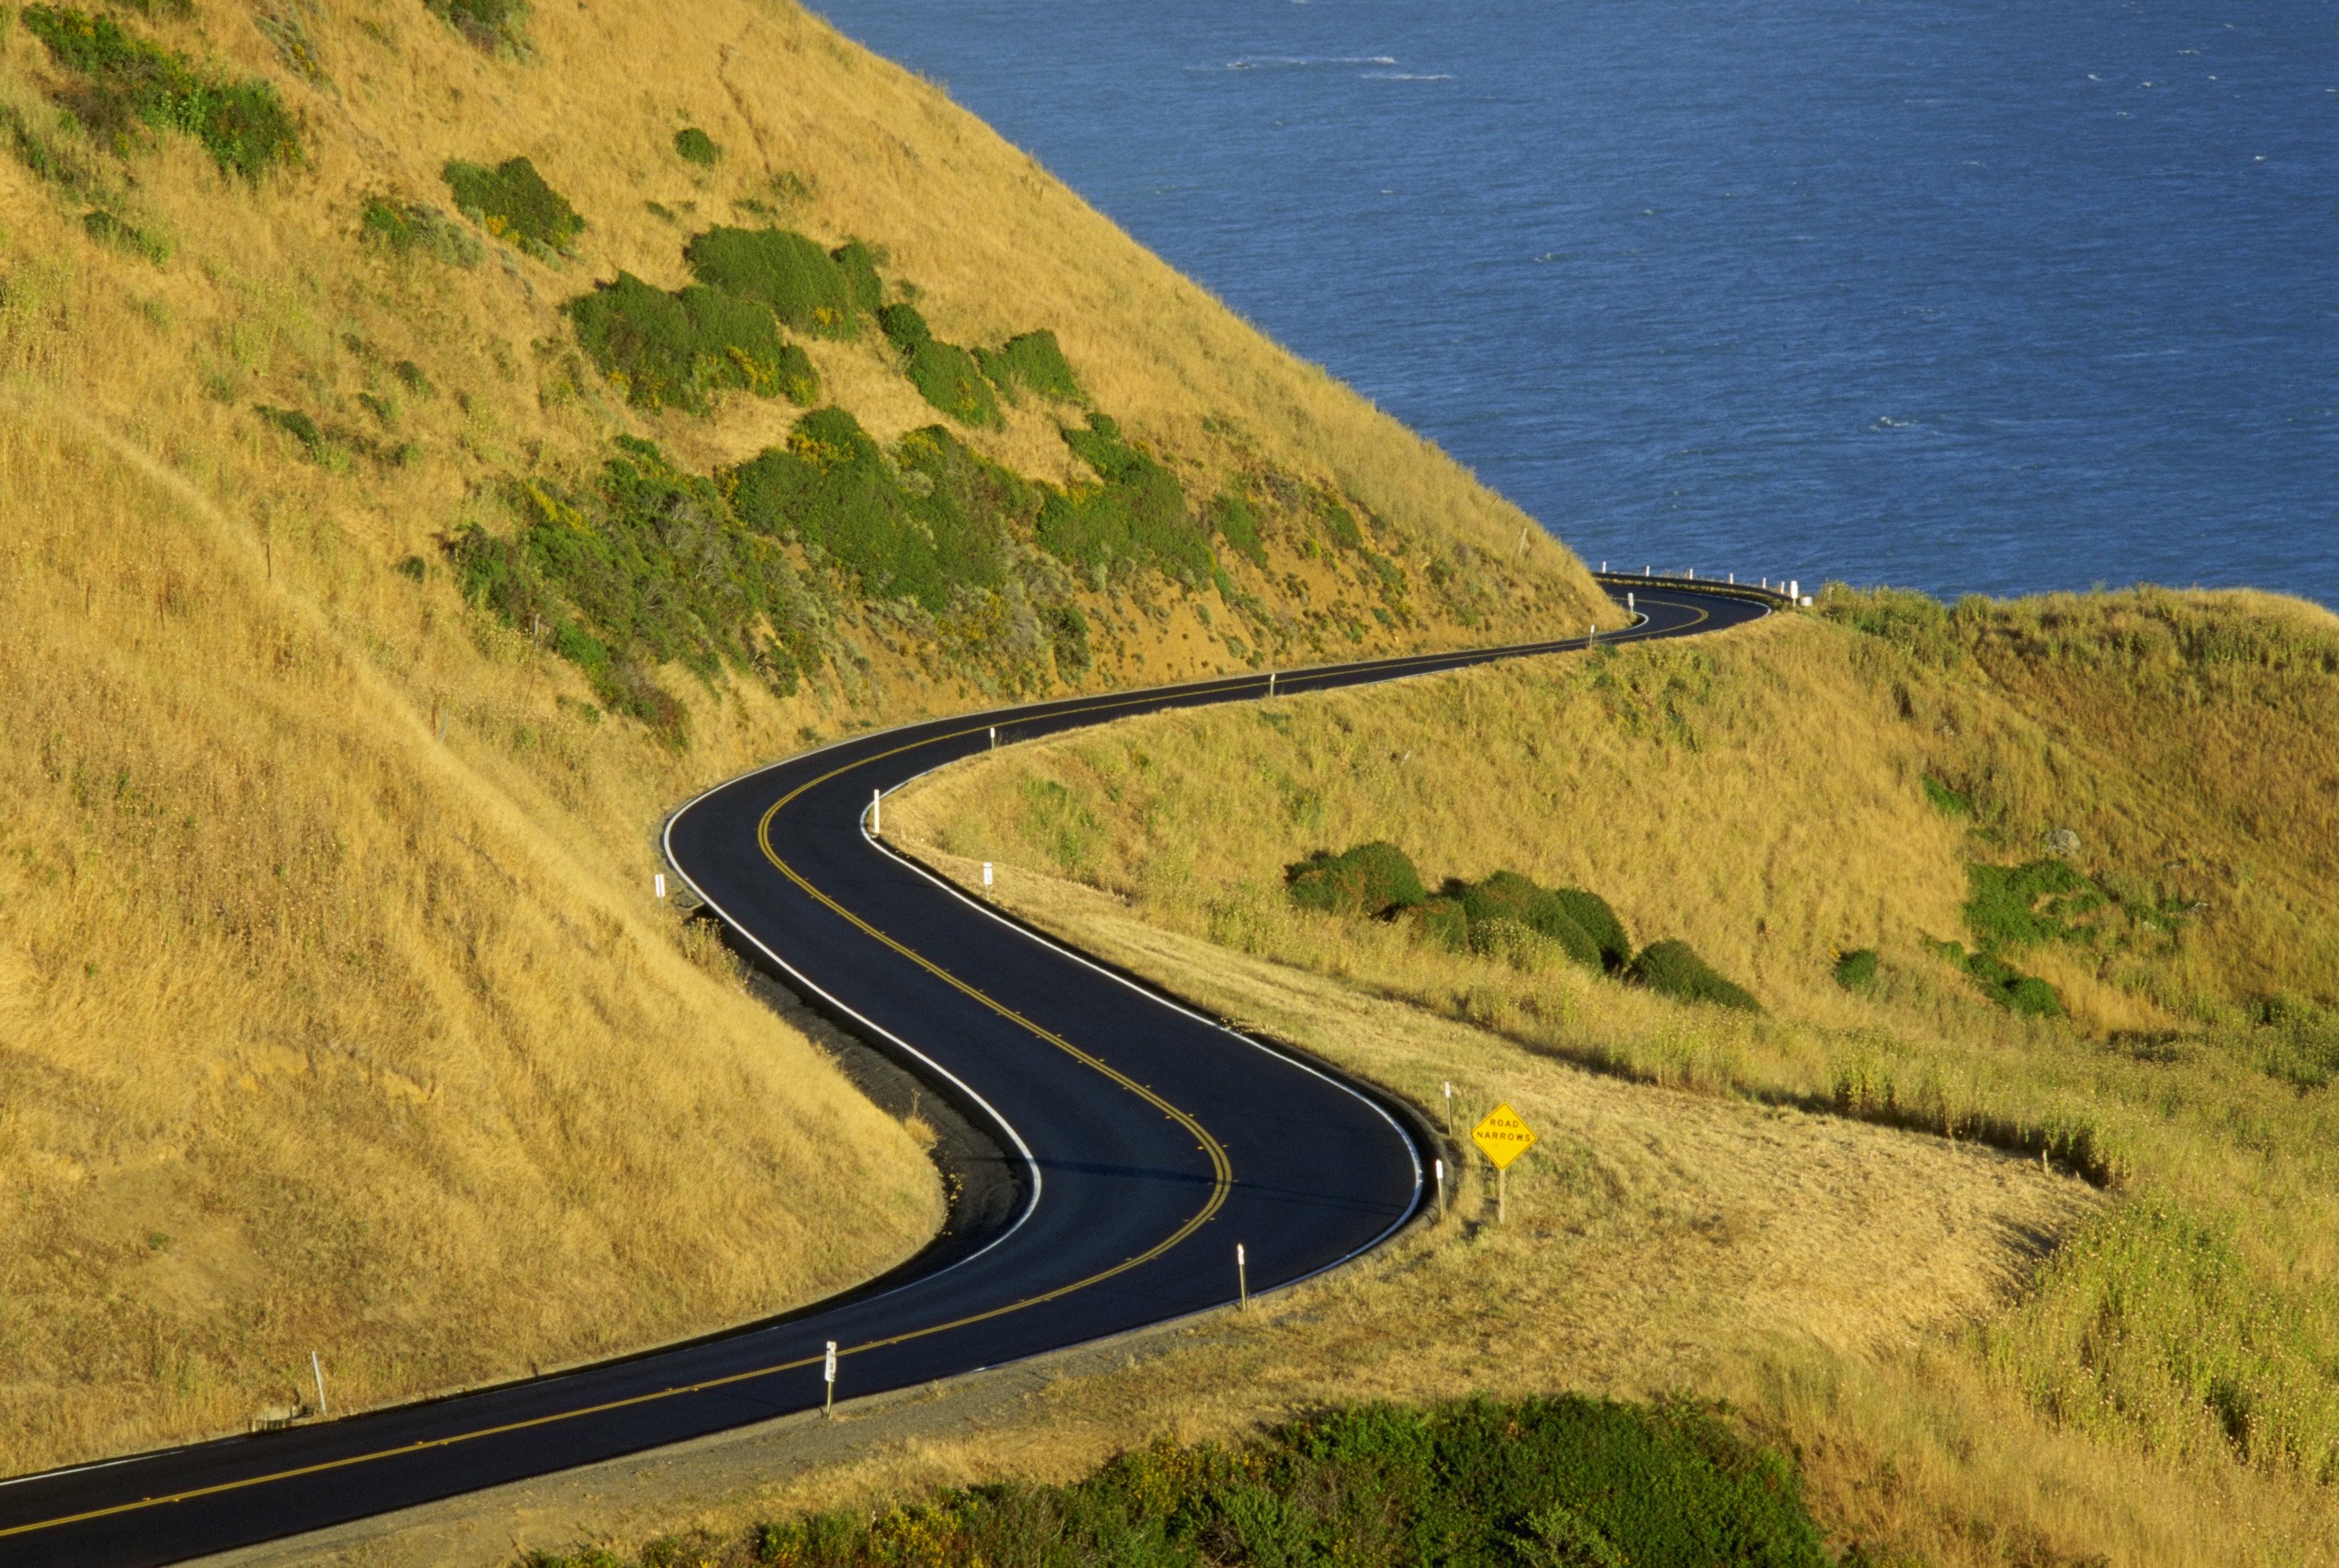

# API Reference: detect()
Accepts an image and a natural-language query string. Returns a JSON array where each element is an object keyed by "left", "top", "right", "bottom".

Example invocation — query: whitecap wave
[
  {"left": 1220, "top": 54, "right": 1399, "bottom": 70},
  {"left": 1362, "top": 71, "right": 1453, "bottom": 80}
]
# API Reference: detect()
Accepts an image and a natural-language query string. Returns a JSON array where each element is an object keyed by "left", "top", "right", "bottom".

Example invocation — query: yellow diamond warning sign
[{"left": 1471, "top": 1102, "right": 1538, "bottom": 1171}]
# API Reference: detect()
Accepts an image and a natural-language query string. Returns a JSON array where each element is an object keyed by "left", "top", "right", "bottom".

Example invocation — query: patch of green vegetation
[
  {"left": 1964, "top": 858, "right": 2099, "bottom": 949},
  {"left": 1921, "top": 772, "right": 1972, "bottom": 816},
  {"left": 81, "top": 207, "right": 169, "bottom": 263},
  {"left": 684, "top": 225, "right": 861, "bottom": 335},
  {"left": 423, "top": 0, "right": 529, "bottom": 55},
  {"left": 905, "top": 337, "right": 1002, "bottom": 427},
  {"left": 975, "top": 328, "right": 1082, "bottom": 403},
  {"left": 1401, "top": 896, "right": 1470, "bottom": 952},
  {"left": 1928, "top": 937, "right": 2063, "bottom": 1019},
  {"left": 725, "top": 409, "right": 1020, "bottom": 615},
  {"left": 672, "top": 126, "right": 720, "bottom": 166},
  {"left": 1041, "top": 413, "right": 1212, "bottom": 582},
  {"left": 1834, "top": 947, "right": 1880, "bottom": 992},
  {"left": 393, "top": 358, "right": 434, "bottom": 397},
  {"left": 442, "top": 156, "right": 582, "bottom": 257},
  {"left": 19, "top": 6, "right": 302, "bottom": 180},
  {"left": 1321, "top": 496, "right": 1365, "bottom": 552},
  {"left": 446, "top": 437, "right": 823, "bottom": 740},
  {"left": 563, "top": 271, "right": 818, "bottom": 413},
  {"left": 1627, "top": 939, "right": 1762, "bottom": 1012},
  {"left": 1453, "top": 871, "right": 1602, "bottom": 971},
  {"left": 255, "top": 404, "right": 329, "bottom": 460},
  {"left": 1210, "top": 492, "right": 1267, "bottom": 568},
  {"left": 2, "top": 101, "right": 97, "bottom": 191},
  {"left": 531, "top": 1395, "right": 1825, "bottom": 1568},
  {"left": 359, "top": 197, "right": 482, "bottom": 267},
  {"left": 2239, "top": 996, "right": 2339, "bottom": 1090},
  {"left": 1045, "top": 602, "right": 1091, "bottom": 675},
  {"left": 877, "top": 300, "right": 930, "bottom": 349},
  {"left": 1550, "top": 887, "right": 1631, "bottom": 972},
  {"left": 1286, "top": 841, "right": 1426, "bottom": 917},
  {"left": 831, "top": 237, "right": 884, "bottom": 313},
  {"left": 1817, "top": 583, "right": 1968, "bottom": 670}
]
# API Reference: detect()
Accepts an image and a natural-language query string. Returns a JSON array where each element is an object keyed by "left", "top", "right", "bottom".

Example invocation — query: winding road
[{"left": 0, "top": 578, "right": 1772, "bottom": 1566}]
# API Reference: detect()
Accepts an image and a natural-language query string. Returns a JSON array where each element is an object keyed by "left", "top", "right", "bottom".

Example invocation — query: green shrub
[
  {"left": 1211, "top": 492, "right": 1268, "bottom": 567},
  {"left": 876, "top": 300, "right": 930, "bottom": 349},
  {"left": 1921, "top": 773, "right": 1972, "bottom": 816},
  {"left": 672, "top": 126, "right": 720, "bottom": 165},
  {"left": 1964, "top": 859, "right": 2096, "bottom": 949},
  {"left": 1286, "top": 841, "right": 1426, "bottom": 917},
  {"left": 446, "top": 437, "right": 823, "bottom": 738},
  {"left": 1821, "top": 584, "right": 1964, "bottom": 669},
  {"left": 442, "top": 156, "right": 582, "bottom": 256},
  {"left": 1834, "top": 947, "right": 1881, "bottom": 991},
  {"left": 1931, "top": 940, "right": 2063, "bottom": 1018},
  {"left": 725, "top": 409, "right": 1018, "bottom": 614},
  {"left": 563, "top": 271, "right": 818, "bottom": 413},
  {"left": 831, "top": 239, "right": 885, "bottom": 312},
  {"left": 1551, "top": 887, "right": 1630, "bottom": 971},
  {"left": 905, "top": 337, "right": 1002, "bottom": 427},
  {"left": 1402, "top": 896, "right": 1470, "bottom": 953},
  {"left": 1039, "top": 413, "right": 1212, "bottom": 581},
  {"left": 19, "top": 6, "right": 301, "bottom": 179},
  {"left": 1044, "top": 603, "right": 1091, "bottom": 675},
  {"left": 255, "top": 404, "right": 329, "bottom": 460},
  {"left": 393, "top": 358, "right": 434, "bottom": 397},
  {"left": 1454, "top": 872, "right": 1601, "bottom": 971},
  {"left": 359, "top": 197, "right": 482, "bottom": 267},
  {"left": 684, "top": 225, "right": 858, "bottom": 334},
  {"left": 2, "top": 101, "right": 95, "bottom": 190},
  {"left": 1627, "top": 939, "right": 1761, "bottom": 1012},
  {"left": 423, "top": 0, "right": 528, "bottom": 54},
  {"left": 81, "top": 208, "right": 169, "bottom": 263},
  {"left": 974, "top": 328, "right": 1081, "bottom": 402},
  {"left": 1321, "top": 498, "right": 1365, "bottom": 551},
  {"left": 653, "top": 1396, "right": 1825, "bottom": 1568},
  {"left": 1470, "top": 916, "right": 1567, "bottom": 973}
]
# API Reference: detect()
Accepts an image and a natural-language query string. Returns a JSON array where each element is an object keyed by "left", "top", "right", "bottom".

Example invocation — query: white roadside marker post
[
  {"left": 1267, "top": 671, "right": 1276, "bottom": 696},
  {"left": 1236, "top": 1244, "right": 1249, "bottom": 1311},
  {"left": 1434, "top": 1158, "right": 1446, "bottom": 1220},
  {"left": 311, "top": 1352, "right": 328, "bottom": 1418},
  {"left": 1627, "top": 592, "right": 1635, "bottom": 614},
  {"left": 982, "top": 861, "right": 994, "bottom": 889},
  {"left": 871, "top": 789, "right": 881, "bottom": 835},
  {"left": 654, "top": 873, "right": 666, "bottom": 901},
  {"left": 989, "top": 726, "right": 997, "bottom": 749},
  {"left": 1442, "top": 1081, "right": 1453, "bottom": 1138},
  {"left": 823, "top": 1340, "right": 837, "bottom": 1418}
]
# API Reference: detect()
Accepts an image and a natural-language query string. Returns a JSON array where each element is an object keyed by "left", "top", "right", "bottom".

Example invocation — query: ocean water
[{"left": 809, "top": 0, "right": 2336, "bottom": 607}]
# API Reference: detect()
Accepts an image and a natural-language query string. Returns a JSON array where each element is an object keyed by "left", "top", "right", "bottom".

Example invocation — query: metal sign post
[
  {"left": 1236, "top": 1244, "right": 1249, "bottom": 1311},
  {"left": 1470, "top": 1102, "right": 1539, "bottom": 1226}
]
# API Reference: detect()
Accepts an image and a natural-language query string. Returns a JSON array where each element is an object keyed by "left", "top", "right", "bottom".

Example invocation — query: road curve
[{"left": 0, "top": 579, "right": 1771, "bottom": 1566}]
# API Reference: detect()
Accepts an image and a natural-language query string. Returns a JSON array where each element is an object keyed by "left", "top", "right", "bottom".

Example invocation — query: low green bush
[
  {"left": 1045, "top": 603, "right": 1091, "bottom": 675},
  {"left": 1470, "top": 916, "right": 1567, "bottom": 973},
  {"left": 442, "top": 155, "right": 583, "bottom": 256},
  {"left": 974, "top": 328, "right": 1082, "bottom": 402},
  {"left": 1402, "top": 896, "right": 1470, "bottom": 953},
  {"left": 672, "top": 126, "right": 720, "bottom": 166},
  {"left": 685, "top": 225, "right": 859, "bottom": 335},
  {"left": 423, "top": 0, "right": 528, "bottom": 54},
  {"left": 1039, "top": 413, "right": 1212, "bottom": 582},
  {"left": 2, "top": 101, "right": 95, "bottom": 191},
  {"left": 446, "top": 437, "right": 824, "bottom": 739},
  {"left": 564, "top": 271, "right": 817, "bottom": 413},
  {"left": 1834, "top": 947, "right": 1881, "bottom": 991},
  {"left": 1210, "top": 492, "right": 1267, "bottom": 567},
  {"left": 1321, "top": 497, "right": 1365, "bottom": 551},
  {"left": 831, "top": 238, "right": 885, "bottom": 312},
  {"left": 905, "top": 337, "right": 1002, "bottom": 427},
  {"left": 359, "top": 197, "right": 482, "bottom": 267},
  {"left": 876, "top": 300, "right": 930, "bottom": 349},
  {"left": 82, "top": 207, "right": 169, "bottom": 263},
  {"left": 1454, "top": 872, "right": 1601, "bottom": 971},
  {"left": 553, "top": 1395, "right": 1825, "bottom": 1568},
  {"left": 1964, "top": 859, "right": 2097, "bottom": 949},
  {"left": 724, "top": 409, "right": 1021, "bottom": 614},
  {"left": 1921, "top": 773, "right": 1973, "bottom": 816},
  {"left": 1286, "top": 842, "right": 1426, "bottom": 917},
  {"left": 255, "top": 404, "right": 329, "bottom": 461},
  {"left": 1551, "top": 887, "right": 1631, "bottom": 970},
  {"left": 19, "top": 6, "right": 301, "bottom": 179},
  {"left": 1627, "top": 939, "right": 1762, "bottom": 1012}
]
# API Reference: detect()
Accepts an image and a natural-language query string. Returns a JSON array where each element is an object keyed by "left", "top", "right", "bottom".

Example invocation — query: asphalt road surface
[{"left": 0, "top": 579, "right": 1771, "bottom": 1566}]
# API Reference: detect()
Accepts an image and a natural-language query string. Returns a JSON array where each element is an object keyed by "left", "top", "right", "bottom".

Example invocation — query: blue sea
[{"left": 809, "top": 1, "right": 2337, "bottom": 608}]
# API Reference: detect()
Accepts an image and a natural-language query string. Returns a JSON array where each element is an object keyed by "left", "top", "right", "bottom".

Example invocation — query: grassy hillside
[
  {"left": 0, "top": 0, "right": 1611, "bottom": 1475},
  {"left": 892, "top": 586, "right": 2339, "bottom": 1563}
]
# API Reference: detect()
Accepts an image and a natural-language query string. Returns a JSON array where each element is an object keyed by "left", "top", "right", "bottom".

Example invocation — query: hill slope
[
  {"left": 893, "top": 586, "right": 2339, "bottom": 1562},
  {"left": 0, "top": 0, "right": 1611, "bottom": 1474}
]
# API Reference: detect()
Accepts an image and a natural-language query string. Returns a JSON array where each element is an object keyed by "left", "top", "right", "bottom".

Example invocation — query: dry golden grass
[
  {"left": 0, "top": 0, "right": 1618, "bottom": 1477},
  {"left": 886, "top": 590, "right": 2339, "bottom": 1562}
]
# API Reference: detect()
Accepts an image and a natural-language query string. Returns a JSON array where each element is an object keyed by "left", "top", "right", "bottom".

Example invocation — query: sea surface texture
[{"left": 812, "top": 0, "right": 2335, "bottom": 607}]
